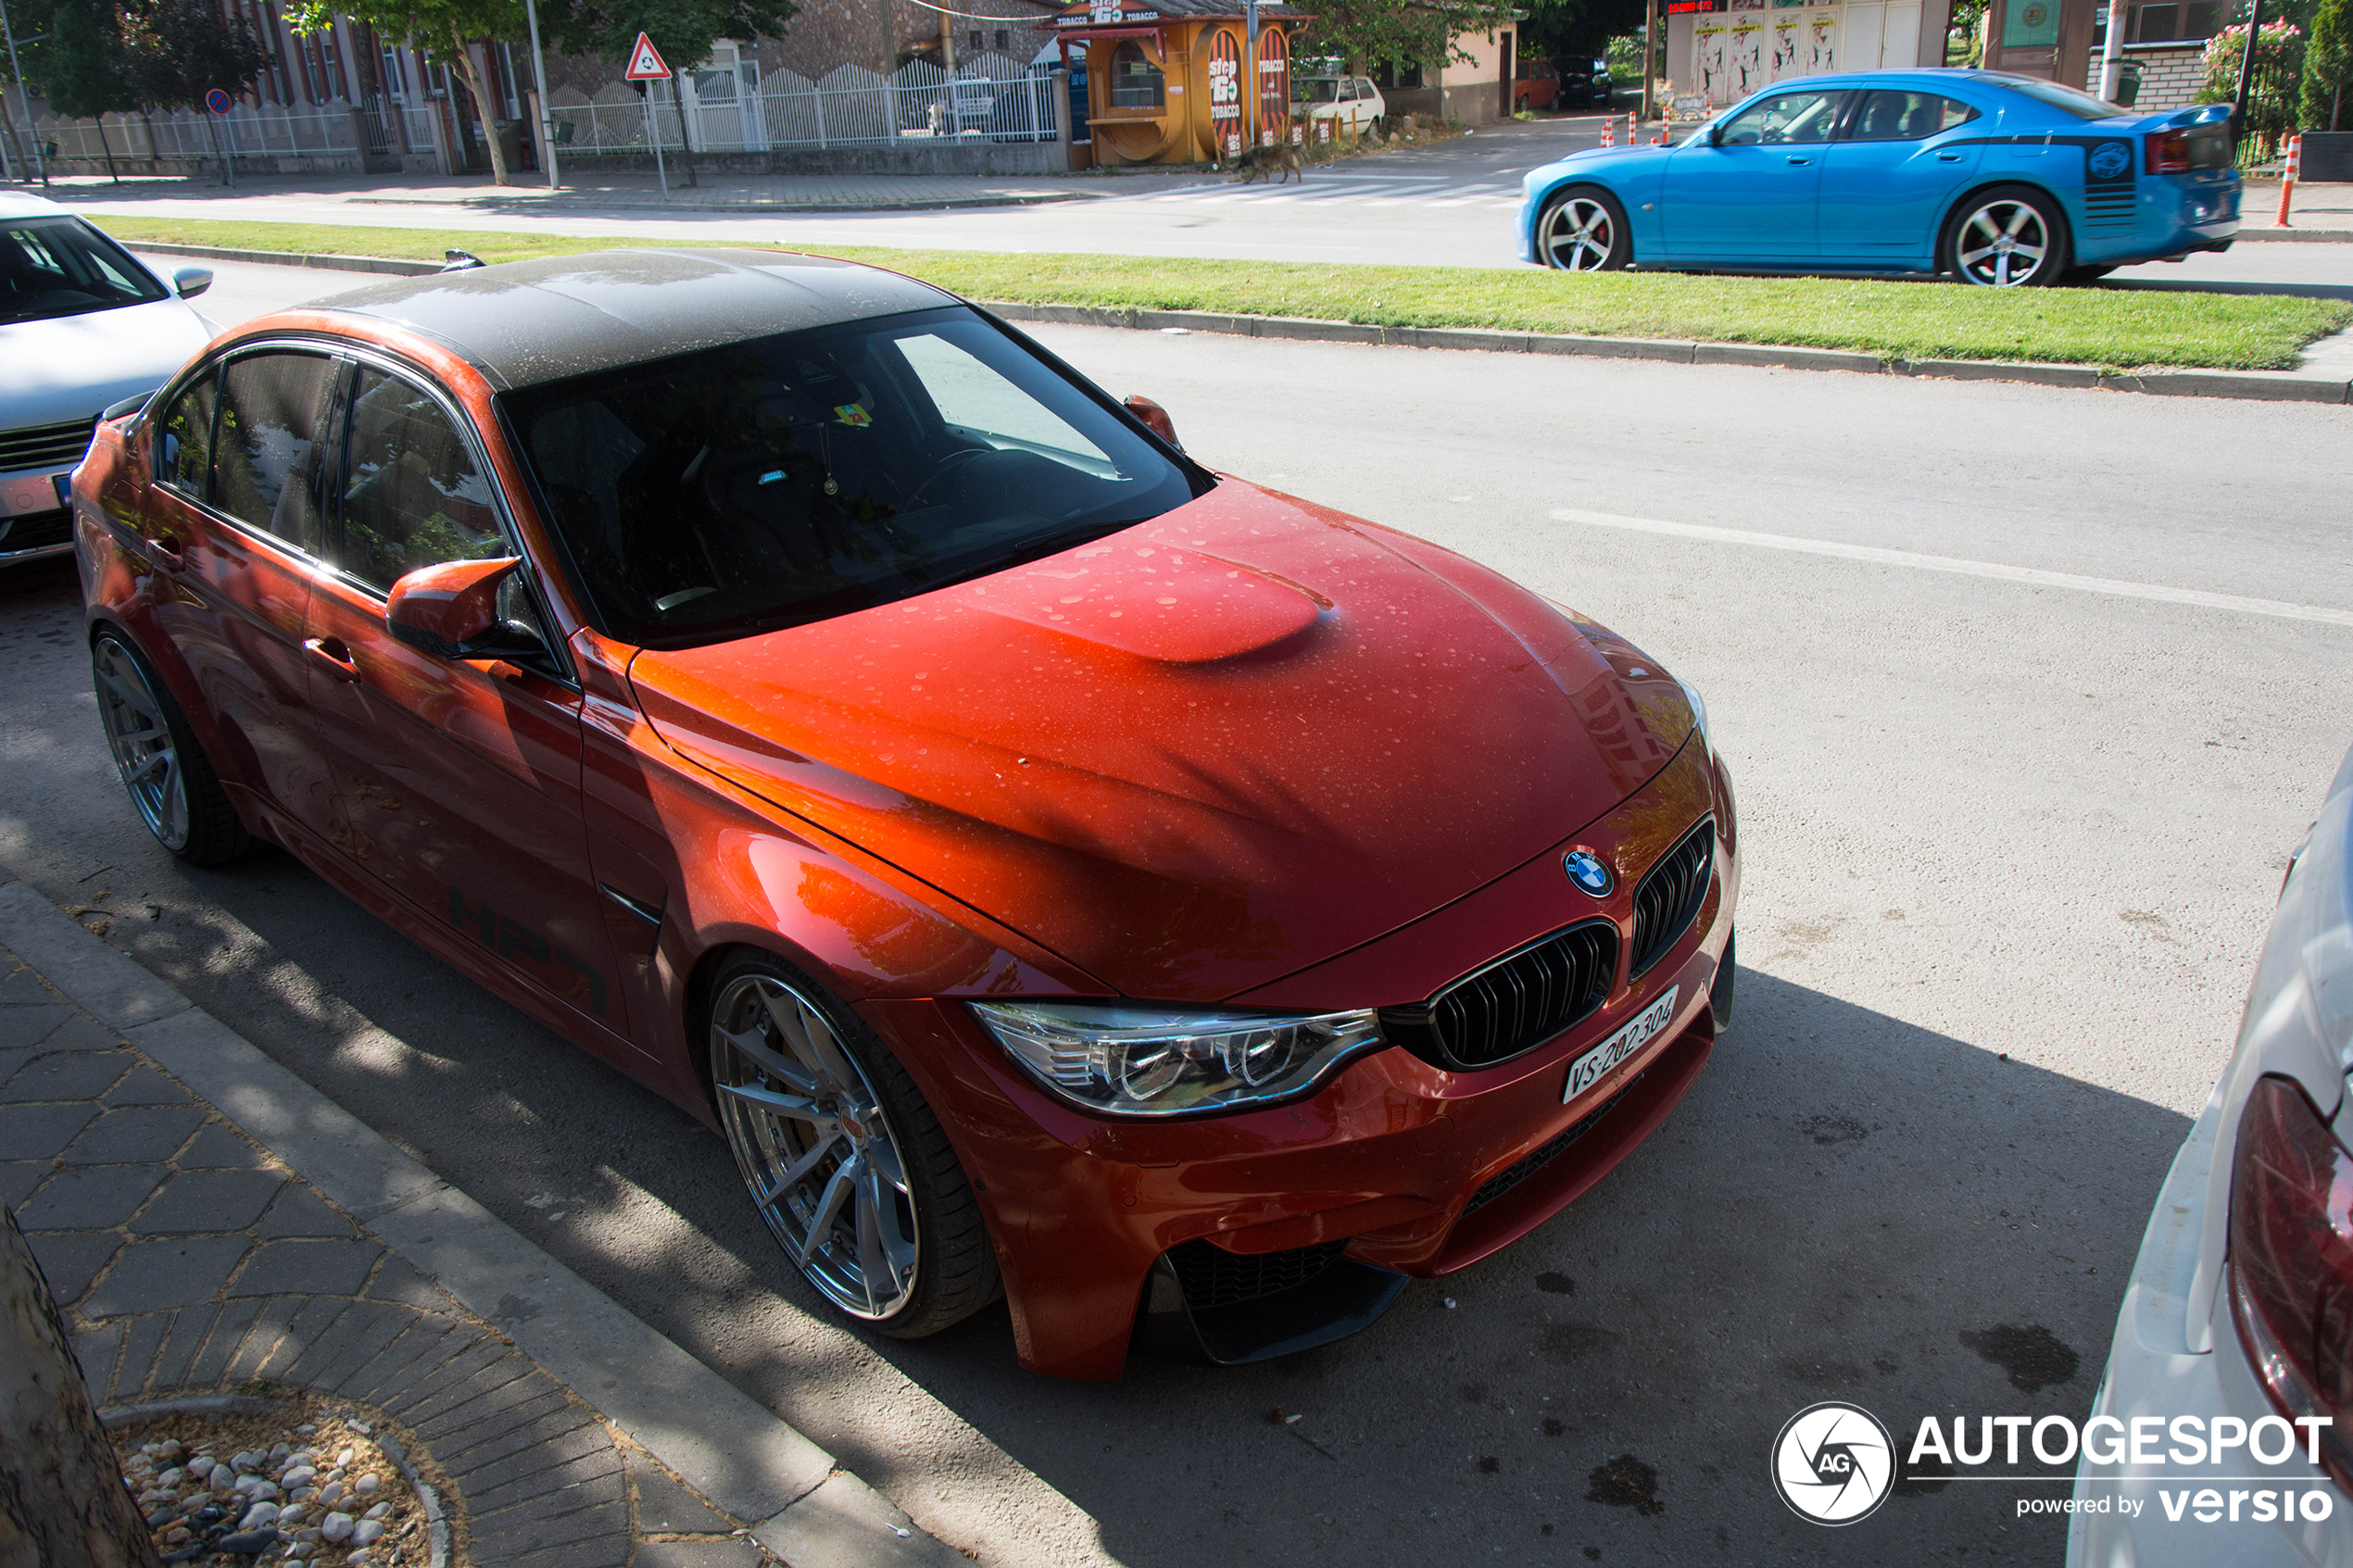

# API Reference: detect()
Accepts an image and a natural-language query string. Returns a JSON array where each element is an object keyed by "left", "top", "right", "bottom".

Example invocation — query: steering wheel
[{"left": 904, "top": 445, "right": 996, "bottom": 511}]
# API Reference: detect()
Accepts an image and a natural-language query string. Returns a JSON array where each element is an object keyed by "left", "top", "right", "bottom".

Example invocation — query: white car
[
  {"left": 3, "top": 191, "right": 216, "bottom": 566},
  {"left": 1294, "top": 74, "right": 1385, "bottom": 137},
  {"left": 2070, "top": 740, "right": 2353, "bottom": 1565}
]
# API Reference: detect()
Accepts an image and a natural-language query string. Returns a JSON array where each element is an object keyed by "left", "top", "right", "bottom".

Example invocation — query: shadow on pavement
[{"left": 1, "top": 554, "right": 2191, "bottom": 1565}]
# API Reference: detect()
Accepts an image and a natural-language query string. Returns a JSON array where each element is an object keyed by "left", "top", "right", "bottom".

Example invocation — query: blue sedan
[{"left": 1515, "top": 69, "right": 2241, "bottom": 286}]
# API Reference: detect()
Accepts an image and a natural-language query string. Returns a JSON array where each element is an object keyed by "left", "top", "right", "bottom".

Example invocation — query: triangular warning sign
[{"left": 623, "top": 31, "right": 670, "bottom": 80}]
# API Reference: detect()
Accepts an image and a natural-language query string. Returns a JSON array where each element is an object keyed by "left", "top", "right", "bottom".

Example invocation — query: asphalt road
[
  {"left": 6, "top": 260, "right": 2350, "bottom": 1566},
  {"left": 56, "top": 116, "right": 2353, "bottom": 295}
]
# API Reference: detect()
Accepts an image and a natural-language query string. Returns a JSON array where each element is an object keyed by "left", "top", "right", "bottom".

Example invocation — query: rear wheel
[
  {"left": 1538, "top": 186, "right": 1632, "bottom": 272},
  {"left": 1943, "top": 185, "right": 2069, "bottom": 287},
  {"left": 91, "top": 633, "right": 251, "bottom": 866},
  {"left": 706, "top": 952, "right": 999, "bottom": 1337}
]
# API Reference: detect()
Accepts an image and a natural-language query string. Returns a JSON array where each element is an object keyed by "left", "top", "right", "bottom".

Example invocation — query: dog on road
[{"left": 1231, "top": 141, "right": 1305, "bottom": 183}]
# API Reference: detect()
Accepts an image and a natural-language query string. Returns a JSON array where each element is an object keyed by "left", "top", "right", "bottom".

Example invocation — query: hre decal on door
[{"left": 448, "top": 887, "right": 608, "bottom": 1016}]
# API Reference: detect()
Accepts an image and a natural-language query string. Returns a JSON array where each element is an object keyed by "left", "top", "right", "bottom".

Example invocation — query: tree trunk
[
  {"left": 450, "top": 35, "right": 510, "bottom": 184},
  {"left": 0, "top": 87, "right": 31, "bottom": 183},
  {"left": 0, "top": 1205, "right": 161, "bottom": 1568}
]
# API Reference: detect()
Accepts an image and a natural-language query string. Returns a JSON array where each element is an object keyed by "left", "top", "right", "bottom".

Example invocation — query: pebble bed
[{"left": 110, "top": 1399, "right": 431, "bottom": 1565}]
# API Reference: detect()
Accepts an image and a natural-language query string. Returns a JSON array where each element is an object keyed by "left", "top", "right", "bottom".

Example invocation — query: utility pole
[
  {"left": 524, "top": 0, "right": 559, "bottom": 187},
  {"left": 0, "top": 0, "right": 49, "bottom": 185},
  {"left": 2233, "top": 0, "right": 2265, "bottom": 143},
  {"left": 1642, "top": 0, "right": 1660, "bottom": 124},
  {"left": 2097, "top": 0, "right": 2128, "bottom": 98},
  {"left": 1245, "top": 0, "right": 1257, "bottom": 146}
]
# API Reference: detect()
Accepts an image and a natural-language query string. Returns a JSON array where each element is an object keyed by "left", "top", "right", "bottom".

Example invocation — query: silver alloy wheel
[
  {"left": 93, "top": 637, "right": 187, "bottom": 851},
  {"left": 711, "top": 972, "right": 920, "bottom": 1320},
  {"left": 1543, "top": 197, "right": 1617, "bottom": 271},
  {"left": 1955, "top": 199, "right": 2052, "bottom": 286}
]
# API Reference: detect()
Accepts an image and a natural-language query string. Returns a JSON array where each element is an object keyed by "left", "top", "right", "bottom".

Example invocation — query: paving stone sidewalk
[{"left": 1, "top": 941, "right": 766, "bottom": 1568}]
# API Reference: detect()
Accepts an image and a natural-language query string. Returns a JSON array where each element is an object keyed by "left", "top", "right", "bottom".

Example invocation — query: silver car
[
  {"left": 3, "top": 191, "right": 216, "bottom": 566},
  {"left": 2070, "top": 741, "right": 2353, "bottom": 1564}
]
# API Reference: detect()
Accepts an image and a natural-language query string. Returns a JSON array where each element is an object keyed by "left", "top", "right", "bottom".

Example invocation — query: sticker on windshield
[{"left": 836, "top": 403, "right": 873, "bottom": 427}]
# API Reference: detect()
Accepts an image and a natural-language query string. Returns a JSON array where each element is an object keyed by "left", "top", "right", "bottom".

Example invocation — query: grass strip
[{"left": 91, "top": 214, "right": 2349, "bottom": 371}]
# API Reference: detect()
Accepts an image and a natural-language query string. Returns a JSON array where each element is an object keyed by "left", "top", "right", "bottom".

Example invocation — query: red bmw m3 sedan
[{"left": 71, "top": 248, "right": 1737, "bottom": 1378}]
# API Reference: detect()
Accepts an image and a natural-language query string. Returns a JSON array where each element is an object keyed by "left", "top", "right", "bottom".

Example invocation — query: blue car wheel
[
  {"left": 1538, "top": 187, "right": 1632, "bottom": 272},
  {"left": 1941, "top": 183, "right": 2070, "bottom": 288}
]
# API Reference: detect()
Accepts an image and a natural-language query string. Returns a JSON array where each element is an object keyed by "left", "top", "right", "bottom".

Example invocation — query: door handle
[
  {"left": 144, "top": 534, "right": 183, "bottom": 567},
  {"left": 1785, "top": 156, "right": 1811, "bottom": 164},
  {"left": 1937, "top": 152, "right": 1962, "bottom": 161},
  {"left": 304, "top": 637, "right": 359, "bottom": 682}
]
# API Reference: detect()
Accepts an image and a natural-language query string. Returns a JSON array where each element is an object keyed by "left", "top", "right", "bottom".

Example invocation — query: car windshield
[
  {"left": 0, "top": 217, "right": 170, "bottom": 325},
  {"left": 1295, "top": 77, "right": 1342, "bottom": 102},
  {"left": 505, "top": 306, "right": 1209, "bottom": 649},
  {"left": 1994, "top": 76, "right": 2129, "bottom": 119}
]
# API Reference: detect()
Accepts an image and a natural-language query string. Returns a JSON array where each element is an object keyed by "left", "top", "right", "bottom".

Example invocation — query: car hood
[
  {"left": 627, "top": 481, "right": 1695, "bottom": 1002},
  {"left": 0, "top": 297, "right": 212, "bottom": 438},
  {"left": 1530, "top": 144, "right": 1675, "bottom": 185}
]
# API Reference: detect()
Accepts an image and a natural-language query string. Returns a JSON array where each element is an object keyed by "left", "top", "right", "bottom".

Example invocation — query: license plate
[{"left": 1564, "top": 986, "right": 1676, "bottom": 1104}]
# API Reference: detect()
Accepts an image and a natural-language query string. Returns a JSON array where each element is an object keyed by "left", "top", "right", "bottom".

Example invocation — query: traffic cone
[{"left": 2278, "top": 133, "right": 2301, "bottom": 227}]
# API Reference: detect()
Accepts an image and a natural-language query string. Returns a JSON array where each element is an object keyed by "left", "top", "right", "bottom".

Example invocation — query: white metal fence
[
  {"left": 547, "top": 55, "right": 1062, "bottom": 156},
  {"left": 38, "top": 104, "right": 366, "bottom": 163}
]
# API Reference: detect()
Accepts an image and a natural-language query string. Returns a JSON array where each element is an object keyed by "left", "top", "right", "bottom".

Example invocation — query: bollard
[
  {"left": 1601, "top": 115, "right": 1614, "bottom": 147},
  {"left": 2277, "top": 133, "right": 2300, "bottom": 227},
  {"left": 1628, "top": 112, "right": 1638, "bottom": 145}
]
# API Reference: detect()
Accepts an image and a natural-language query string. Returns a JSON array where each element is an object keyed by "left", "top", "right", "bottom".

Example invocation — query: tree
[
  {"left": 2307, "top": 0, "right": 2349, "bottom": 129},
  {"left": 2198, "top": 19, "right": 2305, "bottom": 153},
  {"left": 1520, "top": 0, "right": 1649, "bottom": 68},
  {"left": 284, "top": 0, "right": 531, "bottom": 183},
  {"left": 120, "top": 0, "right": 271, "bottom": 112},
  {"left": 537, "top": 0, "right": 795, "bottom": 185},
  {"left": 1, "top": 1203, "right": 162, "bottom": 1568},
  {"left": 1296, "top": 0, "right": 1525, "bottom": 73}
]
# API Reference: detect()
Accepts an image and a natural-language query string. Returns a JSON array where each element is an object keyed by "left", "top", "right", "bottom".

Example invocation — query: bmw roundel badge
[
  {"left": 2089, "top": 141, "right": 2131, "bottom": 181},
  {"left": 1564, "top": 849, "right": 1615, "bottom": 897}
]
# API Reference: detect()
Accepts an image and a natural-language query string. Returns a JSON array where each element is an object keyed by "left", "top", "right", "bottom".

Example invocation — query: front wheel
[
  {"left": 1943, "top": 185, "right": 2069, "bottom": 287},
  {"left": 706, "top": 952, "right": 999, "bottom": 1336},
  {"left": 1537, "top": 186, "right": 1632, "bottom": 272}
]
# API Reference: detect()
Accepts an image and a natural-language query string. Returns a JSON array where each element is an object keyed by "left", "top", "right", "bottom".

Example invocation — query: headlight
[
  {"left": 1678, "top": 675, "right": 1709, "bottom": 746},
  {"left": 968, "top": 1001, "right": 1383, "bottom": 1118}
]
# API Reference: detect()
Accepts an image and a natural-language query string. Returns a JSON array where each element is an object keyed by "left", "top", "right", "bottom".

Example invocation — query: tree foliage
[
  {"left": 2306, "top": 0, "right": 2349, "bottom": 129},
  {"left": 536, "top": 0, "right": 797, "bottom": 78},
  {"left": 19, "top": 0, "right": 269, "bottom": 116},
  {"left": 285, "top": 0, "right": 530, "bottom": 181}
]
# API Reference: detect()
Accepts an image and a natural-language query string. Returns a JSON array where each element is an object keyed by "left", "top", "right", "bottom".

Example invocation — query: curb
[
  {"left": 346, "top": 192, "right": 1104, "bottom": 215},
  {"left": 0, "top": 873, "right": 964, "bottom": 1568},
  {"left": 123, "top": 241, "right": 2352, "bottom": 404}
]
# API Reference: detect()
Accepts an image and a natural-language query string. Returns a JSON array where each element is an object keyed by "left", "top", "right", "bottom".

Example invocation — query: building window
[
  {"left": 995, "top": 29, "right": 1010, "bottom": 48},
  {"left": 2094, "top": 0, "right": 2221, "bottom": 44},
  {"left": 1374, "top": 61, "right": 1424, "bottom": 91},
  {"left": 1108, "top": 41, "right": 1164, "bottom": 107},
  {"left": 969, "top": 29, "right": 982, "bottom": 51}
]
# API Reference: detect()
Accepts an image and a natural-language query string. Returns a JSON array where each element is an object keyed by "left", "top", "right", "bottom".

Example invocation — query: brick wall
[{"left": 2083, "top": 43, "right": 2208, "bottom": 111}]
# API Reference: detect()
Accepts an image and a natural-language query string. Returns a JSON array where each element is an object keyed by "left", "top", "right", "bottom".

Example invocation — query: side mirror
[
  {"left": 1124, "top": 395, "right": 1182, "bottom": 451},
  {"left": 171, "top": 266, "right": 213, "bottom": 299},
  {"left": 386, "top": 556, "right": 536, "bottom": 660},
  {"left": 1705, "top": 122, "right": 1724, "bottom": 147}
]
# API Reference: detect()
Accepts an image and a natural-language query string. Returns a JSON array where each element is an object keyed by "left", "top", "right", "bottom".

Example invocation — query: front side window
[
  {"left": 1847, "top": 91, "right": 1979, "bottom": 141},
  {"left": 0, "top": 217, "right": 170, "bottom": 326},
  {"left": 213, "top": 352, "right": 338, "bottom": 551},
  {"left": 506, "top": 306, "right": 1205, "bottom": 649},
  {"left": 337, "top": 367, "right": 508, "bottom": 593},
  {"left": 1108, "top": 42, "right": 1165, "bottom": 108},
  {"left": 156, "top": 372, "right": 217, "bottom": 498},
  {"left": 1719, "top": 90, "right": 1849, "bottom": 144}
]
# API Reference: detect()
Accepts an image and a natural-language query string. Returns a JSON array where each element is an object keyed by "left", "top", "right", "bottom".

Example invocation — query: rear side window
[
  {"left": 337, "top": 367, "right": 507, "bottom": 593},
  {"left": 1847, "top": 91, "right": 1978, "bottom": 141},
  {"left": 155, "top": 372, "right": 216, "bottom": 498},
  {"left": 213, "top": 351, "right": 338, "bottom": 552}
]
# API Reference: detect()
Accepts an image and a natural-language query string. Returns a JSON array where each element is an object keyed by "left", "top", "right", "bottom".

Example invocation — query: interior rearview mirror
[
  {"left": 385, "top": 557, "right": 537, "bottom": 661},
  {"left": 171, "top": 266, "right": 213, "bottom": 299},
  {"left": 1124, "top": 395, "right": 1182, "bottom": 451}
]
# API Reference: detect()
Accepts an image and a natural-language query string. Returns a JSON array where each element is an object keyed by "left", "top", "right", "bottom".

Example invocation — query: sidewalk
[
  {"left": 0, "top": 874, "right": 960, "bottom": 1568},
  {"left": 2235, "top": 178, "right": 2353, "bottom": 240},
  {"left": 32, "top": 165, "right": 1218, "bottom": 215}
]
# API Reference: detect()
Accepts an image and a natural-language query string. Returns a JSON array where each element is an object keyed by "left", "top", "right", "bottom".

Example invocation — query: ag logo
[
  {"left": 2089, "top": 140, "right": 2131, "bottom": 180},
  {"left": 1771, "top": 1401, "right": 1895, "bottom": 1525}
]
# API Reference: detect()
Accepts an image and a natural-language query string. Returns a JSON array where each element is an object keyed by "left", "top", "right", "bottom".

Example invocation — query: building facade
[{"left": 1662, "top": 0, "right": 1954, "bottom": 109}]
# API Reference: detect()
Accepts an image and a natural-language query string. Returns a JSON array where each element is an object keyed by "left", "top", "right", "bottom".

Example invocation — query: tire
[
  {"left": 704, "top": 950, "right": 1000, "bottom": 1337},
  {"left": 1942, "top": 185, "right": 2070, "bottom": 287},
  {"left": 91, "top": 632, "right": 252, "bottom": 867},
  {"left": 1537, "top": 186, "right": 1632, "bottom": 272}
]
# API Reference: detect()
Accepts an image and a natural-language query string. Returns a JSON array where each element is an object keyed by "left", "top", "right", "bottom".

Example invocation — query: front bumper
[
  {"left": 2069, "top": 1091, "right": 2350, "bottom": 1568},
  {"left": 0, "top": 468, "right": 77, "bottom": 565},
  {"left": 869, "top": 735, "right": 1737, "bottom": 1378}
]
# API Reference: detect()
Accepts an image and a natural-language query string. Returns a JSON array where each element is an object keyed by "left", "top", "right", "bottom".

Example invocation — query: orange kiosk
[{"left": 1052, "top": 0, "right": 1313, "bottom": 166}]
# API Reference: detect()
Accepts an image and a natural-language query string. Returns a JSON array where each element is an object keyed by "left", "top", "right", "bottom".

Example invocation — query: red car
[{"left": 72, "top": 249, "right": 1737, "bottom": 1379}]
